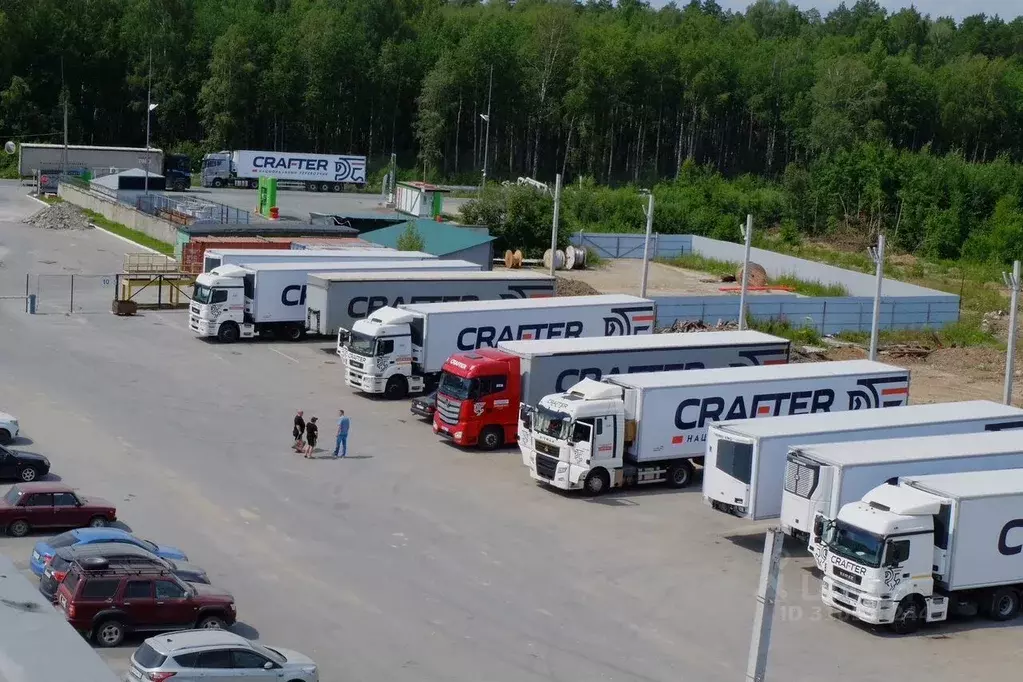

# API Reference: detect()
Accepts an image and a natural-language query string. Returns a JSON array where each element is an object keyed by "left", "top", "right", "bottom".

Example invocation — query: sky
[{"left": 709, "top": 1, "right": 1021, "bottom": 21}]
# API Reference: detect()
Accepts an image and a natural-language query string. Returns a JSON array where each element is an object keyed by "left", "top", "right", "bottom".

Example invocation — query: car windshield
[
  {"left": 438, "top": 372, "right": 474, "bottom": 400},
  {"left": 533, "top": 405, "right": 572, "bottom": 440},
  {"left": 192, "top": 284, "right": 212, "bottom": 304},
  {"left": 49, "top": 532, "right": 78, "bottom": 549},
  {"left": 347, "top": 331, "right": 375, "bottom": 356},
  {"left": 3, "top": 487, "right": 22, "bottom": 505},
  {"left": 257, "top": 645, "right": 288, "bottom": 665},
  {"left": 823, "top": 520, "right": 884, "bottom": 568}
]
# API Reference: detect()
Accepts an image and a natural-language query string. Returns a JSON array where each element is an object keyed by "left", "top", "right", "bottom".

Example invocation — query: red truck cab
[{"left": 433, "top": 349, "right": 520, "bottom": 450}]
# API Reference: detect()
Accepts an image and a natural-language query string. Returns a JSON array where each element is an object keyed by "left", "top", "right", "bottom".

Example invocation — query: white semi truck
[
  {"left": 190, "top": 260, "right": 480, "bottom": 343},
  {"left": 703, "top": 400, "right": 1023, "bottom": 526},
  {"left": 521, "top": 360, "right": 909, "bottom": 496},
  {"left": 200, "top": 149, "right": 367, "bottom": 191},
  {"left": 201, "top": 247, "right": 434, "bottom": 273},
  {"left": 820, "top": 467, "right": 1023, "bottom": 633},
  {"left": 344, "top": 294, "right": 656, "bottom": 400}
]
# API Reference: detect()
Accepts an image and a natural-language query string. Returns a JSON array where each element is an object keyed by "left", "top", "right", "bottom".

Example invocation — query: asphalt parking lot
[{"left": 2, "top": 180, "right": 1022, "bottom": 681}]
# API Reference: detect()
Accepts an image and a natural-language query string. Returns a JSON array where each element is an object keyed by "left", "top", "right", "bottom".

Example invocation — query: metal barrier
[
  {"left": 30, "top": 273, "right": 116, "bottom": 314},
  {"left": 134, "top": 193, "right": 251, "bottom": 225}
]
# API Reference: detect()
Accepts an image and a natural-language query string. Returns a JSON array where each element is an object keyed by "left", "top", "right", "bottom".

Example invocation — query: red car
[{"left": 0, "top": 483, "right": 116, "bottom": 537}]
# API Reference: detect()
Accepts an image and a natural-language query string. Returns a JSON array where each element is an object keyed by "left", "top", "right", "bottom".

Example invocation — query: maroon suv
[{"left": 57, "top": 557, "right": 236, "bottom": 647}]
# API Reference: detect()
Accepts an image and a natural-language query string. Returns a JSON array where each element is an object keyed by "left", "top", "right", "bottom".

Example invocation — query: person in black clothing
[
  {"left": 292, "top": 410, "right": 305, "bottom": 452},
  {"left": 303, "top": 417, "right": 319, "bottom": 458}
]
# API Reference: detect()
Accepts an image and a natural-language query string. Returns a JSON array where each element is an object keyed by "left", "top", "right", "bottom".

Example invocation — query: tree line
[{"left": 3, "top": 0, "right": 1023, "bottom": 261}]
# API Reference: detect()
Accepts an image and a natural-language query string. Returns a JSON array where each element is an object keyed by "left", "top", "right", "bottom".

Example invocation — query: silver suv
[{"left": 127, "top": 630, "right": 318, "bottom": 682}]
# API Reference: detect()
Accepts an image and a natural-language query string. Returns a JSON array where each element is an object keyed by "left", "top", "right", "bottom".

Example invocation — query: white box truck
[
  {"left": 521, "top": 360, "right": 909, "bottom": 496},
  {"left": 200, "top": 149, "right": 367, "bottom": 191},
  {"left": 344, "top": 295, "right": 656, "bottom": 400},
  {"left": 190, "top": 260, "right": 480, "bottom": 342},
  {"left": 202, "top": 247, "right": 434, "bottom": 273},
  {"left": 305, "top": 270, "right": 556, "bottom": 343},
  {"left": 820, "top": 467, "right": 1023, "bottom": 633},
  {"left": 435, "top": 331, "right": 791, "bottom": 451},
  {"left": 704, "top": 399, "right": 1023, "bottom": 526}
]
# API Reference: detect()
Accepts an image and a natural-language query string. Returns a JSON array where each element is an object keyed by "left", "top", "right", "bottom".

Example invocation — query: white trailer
[
  {"left": 821, "top": 467, "right": 1023, "bottom": 633},
  {"left": 304, "top": 270, "right": 555, "bottom": 341},
  {"left": 344, "top": 294, "right": 656, "bottom": 399},
  {"left": 16, "top": 143, "right": 192, "bottom": 191},
  {"left": 199, "top": 149, "right": 367, "bottom": 191},
  {"left": 190, "top": 260, "right": 480, "bottom": 342},
  {"left": 202, "top": 247, "right": 434, "bottom": 273},
  {"left": 521, "top": 360, "right": 909, "bottom": 496},
  {"left": 703, "top": 400, "right": 1023, "bottom": 526}
]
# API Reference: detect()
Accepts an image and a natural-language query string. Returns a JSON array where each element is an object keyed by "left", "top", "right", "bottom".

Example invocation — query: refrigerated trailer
[
  {"left": 703, "top": 400, "right": 1023, "bottom": 525},
  {"left": 435, "top": 331, "right": 790, "bottom": 451},
  {"left": 202, "top": 247, "right": 434, "bottom": 273},
  {"left": 821, "top": 467, "right": 1023, "bottom": 633},
  {"left": 200, "top": 150, "right": 367, "bottom": 191},
  {"left": 190, "top": 260, "right": 480, "bottom": 342},
  {"left": 521, "top": 360, "right": 910, "bottom": 495},
  {"left": 344, "top": 294, "right": 656, "bottom": 400}
]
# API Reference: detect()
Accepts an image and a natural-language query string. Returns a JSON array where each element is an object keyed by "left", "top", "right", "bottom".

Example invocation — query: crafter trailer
[
  {"left": 190, "top": 260, "right": 480, "bottom": 342},
  {"left": 200, "top": 149, "right": 367, "bottom": 191},
  {"left": 202, "top": 247, "right": 434, "bottom": 273},
  {"left": 344, "top": 295, "right": 655, "bottom": 400},
  {"left": 434, "top": 331, "right": 790, "bottom": 451},
  {"left": 820, "top": 467, "right": 1023, "bottom": 633},
  {"left": 703, "top": 400, "right": 1023, "bottom": 526},
  {"left": 521, "top": 360, "right": 909, "bottom": 496}
]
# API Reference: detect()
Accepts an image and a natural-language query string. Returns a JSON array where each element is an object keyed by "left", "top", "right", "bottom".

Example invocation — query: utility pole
[
  {"left": 480, "top": 65, "right": 493, "bottom": 195},
  {"left": 738, "top": 214, "right": 753, "bottom": 330},
  {"left": 1002, "top": 260, "right": 1021, "bottom": 405},
  {"left": 640, "top": 191, "right": 654, "bottom": 298},
  {"left": 549, "top": 174, "right": 562, "bottom": 277},
  {"left": 745, "top": 528, "right": 785, "bottom": 682},
  {"left": 59, "top": 56, "right": 68, "bottom": 181},
  {"left": 868, "top": 233, "right": 886, "bottom": 361},
  {"left": 145, "top": 48, "right": 152, "bottom": 195}
]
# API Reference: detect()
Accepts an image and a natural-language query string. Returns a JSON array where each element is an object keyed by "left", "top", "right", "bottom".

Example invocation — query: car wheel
[
  {"left": 583, "top": 469, "right": 609, "bottom": 496},
  {"left": 0, "top": 429, "right": 10, "bottom": 445},
  {"left": 89, "top": 516, "right": 109, "bottom": 528},
  {"left": 95, "top": 619, "right": 125, "bottom": 647},
  {"left": 197, "top": 615, "right": 226, "bottom": 629},
  {"left": 7, "top": 519, "right": 29, "bottom": 537},
  {"left": 479, "top": 427, "right": 503, "bottom": 451},
  {"left": 17, "top": 467, "right": 37, "bottom": 482}
]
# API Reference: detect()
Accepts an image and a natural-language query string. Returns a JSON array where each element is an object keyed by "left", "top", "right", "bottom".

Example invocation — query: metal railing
[{"left": 134, "top": 193, "right": 251, "bottom": 225}]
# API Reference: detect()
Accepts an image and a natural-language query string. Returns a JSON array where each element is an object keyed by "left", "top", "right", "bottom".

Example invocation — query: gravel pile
[
  {"left": 26, "top": 202, "right": 93, "bottom": 230},
  {"left": 554, "top": 276, "right": 601, "bottom": 296},
  {"left": 656, "top": 318, "right": 738, "bottom": 333}
]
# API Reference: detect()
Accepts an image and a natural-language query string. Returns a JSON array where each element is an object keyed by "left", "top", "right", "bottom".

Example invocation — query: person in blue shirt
[{"left": 333, "top": 409, "right": 350, "bottom": 458}]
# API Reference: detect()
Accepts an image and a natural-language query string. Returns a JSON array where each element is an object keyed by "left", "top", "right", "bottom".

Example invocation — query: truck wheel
[
  {"left": 891, "top": 597, "right": 923, "bottom": 634},
  {"left": 284, "top": 324, "right": 305, "bottom": 342},
  {"left": 479, "top": 427, "right": 504, "bottom": 451},
  {"left": 248, "top": 179, "right": 258, "bottom": 189},
  {"left": 384, "top": 377, "right": 408, "bottom": 400},
  {"left": 666, "top": 460, "right": 695, "bottom": 488},
  {"left": 583, "top": 469, "right": 609, "bottom": 496},
  {"left": 217, "top": 322, "right": 240, "bottom": 343},
  {"left": 212, "top": 178, "right": 224, "bottom": 188},
  {"left": 317, "top": 182, "right": 328, "bottom": 192},
  {"left": 331, "top": 183, "right": 343, "bottom": 192},
  {"left": 984, "top": 588, "right": 1020, "bottom": 621}
]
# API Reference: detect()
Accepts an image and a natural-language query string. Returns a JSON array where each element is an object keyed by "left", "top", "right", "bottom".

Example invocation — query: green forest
[{"left": 3, "top": 0, "right": 1023, "bottom": 261}]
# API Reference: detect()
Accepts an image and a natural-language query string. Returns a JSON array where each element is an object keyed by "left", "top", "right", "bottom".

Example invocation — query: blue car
[{"left": 29, "top": 527, "right": 188, "bottom": 577}]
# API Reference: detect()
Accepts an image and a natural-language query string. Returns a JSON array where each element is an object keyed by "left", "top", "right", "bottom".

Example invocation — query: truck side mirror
[
  {"left": 519, "top": 405, "right": 531, "bottom": 429},
  {"left": 812, "top": 515, "right": 824, "bottom": 541}
]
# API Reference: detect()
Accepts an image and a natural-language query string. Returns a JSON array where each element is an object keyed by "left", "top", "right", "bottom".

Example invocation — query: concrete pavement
[{"left": 0, "top": 180, "right": 1020, "bottom": 681}]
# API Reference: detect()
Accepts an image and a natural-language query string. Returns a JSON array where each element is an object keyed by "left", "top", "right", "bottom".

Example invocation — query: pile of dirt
[
  {"left": 656, "top": 318, "right": 738, "bottom": 333},
  {"left": 555, "top": 276, "right": 601, "bottom": 297},
  {"left": 26, "top": 202, "right": 93, "bottom": 231},
  {"left": 926, "top": 346, "right": 1005, "bottom": 375},
  {"left": 981, "top": 309, "right": 1010, "bottom": 342}
]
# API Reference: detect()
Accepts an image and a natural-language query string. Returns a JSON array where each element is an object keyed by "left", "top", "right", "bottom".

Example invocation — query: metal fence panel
[
  {"left": 574, "top": 232, "right": 692, "bottom": 259},
  {"left": 31, "top": 274, "right": 115, "bottom": 314}
]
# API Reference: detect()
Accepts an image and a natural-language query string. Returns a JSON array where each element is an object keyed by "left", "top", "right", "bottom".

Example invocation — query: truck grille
[
  {"left": 784, "top": 460, "right": 816, "bottom": 497},
  {"left": 534, "top": 440, "right": 559, "bottom": 457},
  {"left": 348, "top": 359, "right": 364, "bottom": 371},
  {"left": 190, "top": 305, "right": 199, "bottom": 315},
  {"left": 435, "top": 395, "right": 462, "bottom": 426},
  {"left": 535, "top": 453, "right": 559, "bottom": 480},
  {"left": 832, "top": 566, "right": 863, "bottom": 585}
]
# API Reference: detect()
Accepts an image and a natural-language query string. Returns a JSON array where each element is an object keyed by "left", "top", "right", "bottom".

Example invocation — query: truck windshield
[
  {"left": 534, "top": 406, "right": 572, "bottom": 440},
  {"left": 348, "top": 331, "right": 375, "bottom": 356},
  {"left": 438, "top": 372, "right": 474, "bottom": 400},
  {"left": 824, "top": 520, "right": 884, "bottom": 568},
  {"left": 192, "top": 284, "right": 212, "bottom": 304}
]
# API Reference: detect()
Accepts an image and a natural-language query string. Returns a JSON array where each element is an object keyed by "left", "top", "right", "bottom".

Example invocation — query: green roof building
[{"left": 361, "top": 219, "right": 495, "bottom": 270}]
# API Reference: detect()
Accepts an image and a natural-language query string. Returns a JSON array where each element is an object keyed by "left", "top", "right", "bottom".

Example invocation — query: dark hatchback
[
  {"left": 40, "top": 541, "right": 209, "bottom": 602},
  {"left": 410, "top": 390, "right": 437, "bottom": 420},
  {"left": 0, "top": 444, "right": 50, "bottom": 482}
]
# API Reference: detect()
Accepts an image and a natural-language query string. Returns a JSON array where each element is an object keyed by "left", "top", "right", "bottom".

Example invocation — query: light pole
[
  {"left": 549, "top": 174, "right": 562, "bottom": 277},
  {"left": 1002, "top": 260, "right": 1020, "bottom": 405},
  {"left": 640, "top": 190, "right": 654, "bottom": 298},
  {"left": 145, "top": 102, "right": 157, "bottom": 195},
  {"left": 480, "top": 65, "right": 493, "bottom": 194},
  {"left": 868, "top": 233, "right": 886, "bottom": 361},
  {"left": 738, "top": 214, "right": 753, "bottom": 330}
]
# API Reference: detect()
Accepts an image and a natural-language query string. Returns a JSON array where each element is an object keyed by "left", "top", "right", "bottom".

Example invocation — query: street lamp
[
  {"left": 145, "top": 102, "right": 158, "bottom": 194},
  {"left": 480, "top": 64, "right": 493, "bottom": 194}
]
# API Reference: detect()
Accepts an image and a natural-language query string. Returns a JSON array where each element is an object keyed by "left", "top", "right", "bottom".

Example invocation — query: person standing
[
  {"left": 304, "top": 417, "right": 319, "bottom": 458},
  {"left": 333, "top": 409, "right": 350, "bottom": 458},
  {"left": 292, "top": 410, "right": 305, "bottom": 452}
]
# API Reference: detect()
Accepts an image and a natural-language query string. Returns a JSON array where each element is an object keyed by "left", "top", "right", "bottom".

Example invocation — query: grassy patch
[
  {"left": 834, "top": 316, "right": 999, "bottom": 349},
  {"left": 664, "top": 254, "right": 849, "bottom": 297},
  {"left": 770, "top": 274, "right": 849, "bottom": 297},
  {"left": 80, "top": 209, "right": 175, "bottom": 256},
  {"left": 749, "top": 317, "right": 823, "bottom": 346},
  {"left": 39, "top": 194, "right": 64, "bottom": 205},
  {"left": 669, "top": 253, "right": 737, "bottom": 278}
]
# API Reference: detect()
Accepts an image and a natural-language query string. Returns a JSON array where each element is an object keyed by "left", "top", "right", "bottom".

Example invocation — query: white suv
[{"left": 0, "top": 412, "right": 18, "bottom": 444}]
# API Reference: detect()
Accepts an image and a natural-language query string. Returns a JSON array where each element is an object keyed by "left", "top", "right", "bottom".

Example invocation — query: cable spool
[
  {"left": 572, "top": 245, "right": 587, "bottom": 269},
  {"left": 543, "top": 249, "right": 566, "bottom": 270},
  {"left": 565, "top": 245, "right": 576, "bottom": 271},
  {"left": 512, "top": 250, "right": 523, "bottom": 268}
]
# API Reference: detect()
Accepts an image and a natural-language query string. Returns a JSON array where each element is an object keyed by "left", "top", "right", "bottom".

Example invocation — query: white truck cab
[
  {"left": 345, "top": 308, "right": 417, "bottom": 396},
  {"left": 190, "top": 265, "right": 250, "bottom": 342}
]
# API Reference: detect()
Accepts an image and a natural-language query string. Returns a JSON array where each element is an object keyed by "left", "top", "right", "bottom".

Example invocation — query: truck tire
[
  {"left": 284, "top": 324, "right": 305, "bottom": 342},
  {"left": 891, "top": 596, "right": 923, "bottom": 634},
  {"left": 317, "top": 182, "right": 328, "bottom": 192},
  {"left": 217, "top": 322, "right": 240, "bottom": 344},
  {"left": 583, "top": 469, "right": 610, "bottom": 496},
  {"left": 331, "top": 183, "right": 343, "bottom": 193},
  {"left": 984, "top": 587, "right": 1020, "bottom": 621},
  {"left": 479, "top": 427, "right": 504, "bottom": 451},
  {"left": 248, "top": 179, "right": 258, "bottom": 189},
  {"left": 666, "top": 460, "right": 695, "bottom": 488},
  {"left": 212, "top": 178, "right": 224, "bottom": 188},
  {"left": 384, "top": 376, "right": 408, "bottom": 400}
]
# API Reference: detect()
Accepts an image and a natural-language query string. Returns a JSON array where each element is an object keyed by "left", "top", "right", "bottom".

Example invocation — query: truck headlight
[{"left": 860, "top": 597, "right": 878, "bottom": 608}]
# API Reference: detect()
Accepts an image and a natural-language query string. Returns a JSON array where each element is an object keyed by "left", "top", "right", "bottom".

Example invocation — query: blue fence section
[{"left": 574, "top": 232, "right": 693, "bottom": 259}]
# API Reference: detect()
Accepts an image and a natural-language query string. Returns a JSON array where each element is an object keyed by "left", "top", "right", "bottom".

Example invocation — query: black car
[
  {"left": 39, "top": 541, "right": 210, "bottom": 602},
  {"left": 410, "top": 390, "right": 437, "bottom": 420},
  {"left": 0, "top": 444, "right": 50, "bottom": 482}
]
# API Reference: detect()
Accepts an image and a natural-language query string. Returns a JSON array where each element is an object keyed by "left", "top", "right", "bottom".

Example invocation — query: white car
[{"left": 0, "top": 412, "right": 18, "bottom": 445}]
